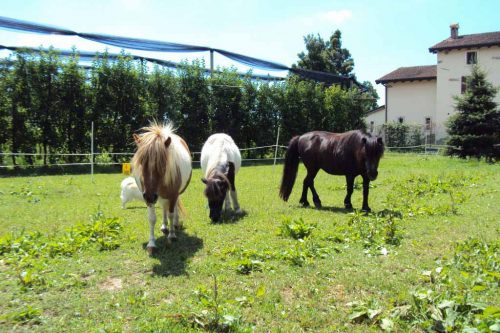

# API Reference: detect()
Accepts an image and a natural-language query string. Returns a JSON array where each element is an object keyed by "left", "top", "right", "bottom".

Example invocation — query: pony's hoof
[
  {"left": 235, "top": 209, "right": 243, "bottom": 215},
  {"left": 361, "top": 207, "right": 371, "bottom": 213},
  {"left": 146, "top": 246, "right": 157, "bottom": 255},
  {"left": 344, "top": 204, "right": 353, "bottom": 211},
  {"left": 161, "top": 227, "right": 168, "bottom": 235},
  {"left": 300, "top": 201, "right": 310, "bottom": 207},
  {"left": 314, "top": 201, "right": 322, "bottom": 209},
  {"left": 174, "top": 223, "right": 183, "bottom": 231}
]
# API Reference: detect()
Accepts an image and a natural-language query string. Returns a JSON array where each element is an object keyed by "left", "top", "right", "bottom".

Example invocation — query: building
[{"left": 375, "top": 24, "right": 500, "bottom": 143}]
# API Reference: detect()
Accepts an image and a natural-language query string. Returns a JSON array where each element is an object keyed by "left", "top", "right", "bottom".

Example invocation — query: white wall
[
  {"left": 365, "top": 108, "right": 385, "bottom": 134},
  {"left": 436, "top": 45, "right": 500, "bottom": 141},
  {"left": 386, "top": 80, "right": 437, "bottom": 132}
]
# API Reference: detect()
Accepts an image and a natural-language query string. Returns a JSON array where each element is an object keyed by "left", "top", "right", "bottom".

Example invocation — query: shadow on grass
[
  {"left": 199, "top": 209, "right": 248, "bottom": 225},
  {"left": 298, "top": 204, "right": 353, "bottom": 214},
  {"left": 216, "top": 209, "right": 248, "bottom": 224},
  {"left": 122, "top": 206, "right": 146, "bottom": 210},
  {"left": 143, "top": 230, "right": 204, "bottom": 277}
]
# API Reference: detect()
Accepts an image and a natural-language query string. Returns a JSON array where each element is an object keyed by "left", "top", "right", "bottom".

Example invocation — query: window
[
  {"left": 397, "top": 117, "right": 404, "bottom": 124},
  {"left": 369, "top": 121, "right": 374, "bottom": 133},
  {"left": 461, "top": 76, "right": 468, "bottom": 94},
  {"left": 466, "top": 51, "right": 477, "bottom": 64},
  {"left": 425, "top": 117, "right": 432, "bottom": 131}
]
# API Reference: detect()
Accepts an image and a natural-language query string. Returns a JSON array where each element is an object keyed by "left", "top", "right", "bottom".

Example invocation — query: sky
[{"left": 1, "top": 0, "right": 499, "bottom": 105}]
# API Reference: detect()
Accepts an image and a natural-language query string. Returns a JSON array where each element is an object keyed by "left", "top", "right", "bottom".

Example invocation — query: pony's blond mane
[{"left": 132, "top": 122, "right": 178, "bottom": 188}]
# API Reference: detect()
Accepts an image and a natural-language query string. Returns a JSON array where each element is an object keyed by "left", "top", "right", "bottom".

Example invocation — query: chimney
[{"left": 450, "top": 23, "right": 459, "bottom": 39}]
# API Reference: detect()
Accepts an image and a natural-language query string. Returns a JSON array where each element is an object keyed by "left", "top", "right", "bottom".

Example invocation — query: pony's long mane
[
  {"left": 204, "top": 169, "right": 230, "bottom": 200},
  {"left": 132, "top": 122, "right": 178, "bottom": 188}
]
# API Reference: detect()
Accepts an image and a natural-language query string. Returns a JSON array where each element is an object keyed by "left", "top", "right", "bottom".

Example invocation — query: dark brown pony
[{"left": 279, "top": 130, "right": 384, "bottom": 212}]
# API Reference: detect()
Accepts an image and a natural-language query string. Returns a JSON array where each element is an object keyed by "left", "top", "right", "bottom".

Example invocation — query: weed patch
[
  {"left": 278, "top": 216, "right": 316, "bottom": 240},
  {"left": 0, "top": 210, "right": 123, "bottom": 292},
  {"left": 183, "top": 276, "right": 255, "bottom": 332},
  {"left": 384, "top": 174, "right": 474, "bottom": 216},
  {"left": 349, "top": 237, "right": 500, "bottom": 332}
]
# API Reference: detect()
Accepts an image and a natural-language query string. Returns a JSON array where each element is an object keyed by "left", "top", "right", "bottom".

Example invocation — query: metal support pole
[
  {"left": 91, "top": 121, "right": 94, "bottom": 183},
  {"left": 273, "top": 125, "right": 281, "bottom": 168},
  {"left": 210, "top": 49, "right": 214, "bottom": 77}
]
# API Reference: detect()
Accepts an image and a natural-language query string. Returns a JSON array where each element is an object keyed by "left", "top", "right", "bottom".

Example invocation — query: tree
[
  {"left": 294, "top": 30, "right": 354, "bottom": 77},
  {"left": 177, "top": 59, "right": 210, "bottom": 150},
  {"left": 361, "top": 80, "right": 379, "bottom": 111},
  {"left": 7, "top": 51, "right": 37, "bottom": 166},
  {"left": 446, "top": 66, "right": 500, "bottom": 161},
  {"left": 58, "top": 49, "right": 88, "bottom": 162}
]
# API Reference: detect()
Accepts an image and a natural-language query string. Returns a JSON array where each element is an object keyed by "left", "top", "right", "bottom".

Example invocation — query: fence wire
[{"left": 0, "top": 143, "right": 451, "bottom": 170}]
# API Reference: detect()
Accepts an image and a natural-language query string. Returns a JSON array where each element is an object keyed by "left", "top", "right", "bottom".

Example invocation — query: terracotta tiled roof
[
  {"left": 429, "top": 31, "right": 500, "bottom": 53},
  {"left": 375, "top": 65, "right": 437, "bottom": 84},
  {"left": 367, "top": 105, "right": 385, "bottom": 114}
]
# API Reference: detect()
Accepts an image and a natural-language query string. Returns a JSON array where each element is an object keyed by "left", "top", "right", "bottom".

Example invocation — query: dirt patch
[
  {"left": 327, "top": 284, "right": 346, "bottom": 303},
  {"left": 99, "top": 277, "right": 123, "bottom": 292},
  {"left": 281, "top": 286, "right": 295, "bottom": 305}
]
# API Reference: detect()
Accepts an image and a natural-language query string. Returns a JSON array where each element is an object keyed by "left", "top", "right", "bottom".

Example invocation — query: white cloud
[{"left": 318, "top": 10, "right": 353, "bottom": 24}]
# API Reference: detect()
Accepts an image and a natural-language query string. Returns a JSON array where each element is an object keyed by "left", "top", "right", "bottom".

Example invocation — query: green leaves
[
  {"left": 278, "top": 216, "right": 316, "bottom": 240},
  {"left": 0, "top": 210, "right": 123, "bottom": 290}
]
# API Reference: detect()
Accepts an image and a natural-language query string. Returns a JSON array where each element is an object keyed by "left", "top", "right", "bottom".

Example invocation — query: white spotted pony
[
  {"left": 200, "top": 133, "right": 242, "bottom": 222},
  {"left": 132, "top": 122, "right": 192, "bottom": 254}
]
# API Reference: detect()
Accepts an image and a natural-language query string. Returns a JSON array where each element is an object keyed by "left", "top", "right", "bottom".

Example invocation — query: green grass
[{"left": 0, "top": 153, "right": 498, "bottom": 332}]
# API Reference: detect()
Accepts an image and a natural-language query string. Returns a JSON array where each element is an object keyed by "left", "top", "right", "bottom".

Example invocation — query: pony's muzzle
[
  {"left": 368, "top": 171, "right": 378, "bottom": 181},
  {"left": 143, "top": 192, "right": 158, "bottom": 205}
]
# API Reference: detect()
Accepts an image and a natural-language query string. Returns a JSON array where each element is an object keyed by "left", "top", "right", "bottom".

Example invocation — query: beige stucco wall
[
  {"left": 436, "top": 45, "right": 500, "bottom": 141},
  {"left": 365, "top": 108, "right": 385, "bottom": 134},
  {"left": 386, "top": 80, "right": 437, "bottom": 132}
]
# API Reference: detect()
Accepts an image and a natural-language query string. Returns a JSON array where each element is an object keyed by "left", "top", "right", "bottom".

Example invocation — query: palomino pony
[
  {"left": 279, "top": 130, "right": 384, "bottom": 212},
  {"left": 132, "top": 122, "right": 192, "bottom": 254},
  {"left": 200, "top": 133, "right": 242, "bottom": 222}
]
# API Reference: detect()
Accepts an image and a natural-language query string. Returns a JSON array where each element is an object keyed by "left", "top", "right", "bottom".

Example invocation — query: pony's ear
[
  {"left": 201, "top": 178, "right": 207, "bottom": 184},
  {"left": 133, "top": 133, "right": 141, "bottom": 145},
  {"left": 377, "top": 137, "right": 383, "bottom": 145},
  {"left": 362, "top": 137, "right": 367, "bottom": 144},
  {"left": 164, "top": 137, "right": 172, "bottom": 148}
]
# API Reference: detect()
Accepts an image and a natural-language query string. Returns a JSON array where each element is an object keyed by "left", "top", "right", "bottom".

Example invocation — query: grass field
[{"left": 0, "top": 153, "right": 499, "bottom": 332}]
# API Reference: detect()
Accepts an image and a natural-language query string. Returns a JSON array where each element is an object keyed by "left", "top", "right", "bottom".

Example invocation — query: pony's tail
[
  {"left": 279, "top": 136, "right": 301, "bottom": 202},
  {"left": 177, "top": 198, "right": 187, "bottom": 219}
]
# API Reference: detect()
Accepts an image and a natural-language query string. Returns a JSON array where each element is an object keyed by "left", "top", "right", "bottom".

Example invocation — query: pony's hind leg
[
  {"left": 299, "top": 177, "right": 310, "bottom": 207},
  {"left": 301, "top": 168, "right": 320, "bottom": 208},
  {"left": 146, "top": 206, "right": 157, "bottom": 254},
  {"left": 308, "top": 169, "right": 321, "bottom": 208}
]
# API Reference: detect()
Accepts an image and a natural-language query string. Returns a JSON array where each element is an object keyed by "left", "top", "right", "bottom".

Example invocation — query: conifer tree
[{"left": 447, "top": 66, "right": 500, "bottom": 161}]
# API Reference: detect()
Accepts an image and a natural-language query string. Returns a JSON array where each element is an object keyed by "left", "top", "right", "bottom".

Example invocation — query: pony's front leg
[
  {"left": 224, "top": 192, "right": 231, "bottom": 213},
  {"left": 146, "top": 206, "right": 157, "bottom": 255},
  {"left": 361, "top": 176, "right": 371, "bottom": 212},
  {"left": 230, "top": 190, "right": 242, "bottom": 214},
  {"left": 166, "top": 199, "right": 178, "bottom": 243},
  {"left": 160, "top": 201, "right": 168, "bottom": 236},
  {"left": 344, "top": 175, "right": 355, "bottom": 210}
]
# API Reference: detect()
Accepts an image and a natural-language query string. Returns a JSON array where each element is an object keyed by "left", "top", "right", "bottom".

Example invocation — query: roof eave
[
  {"left": 429, "top": 41, "right": 500, "bottom": 53},
  {"left": 376, "top": 76, "right": 436, "bottom": 84}
]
